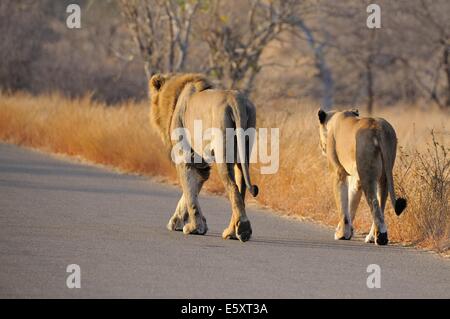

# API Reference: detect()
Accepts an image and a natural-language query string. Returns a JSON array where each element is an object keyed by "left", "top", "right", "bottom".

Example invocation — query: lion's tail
[
  {"left": 376, "top": 131, "right": 406, "bottom": 216},
  {"left": 229, "top": 95, "right": 258, "bottom": 197}
]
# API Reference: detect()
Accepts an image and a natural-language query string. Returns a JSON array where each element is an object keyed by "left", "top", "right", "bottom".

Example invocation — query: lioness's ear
[
  {"left": 318, "top": 109, "right": 327, "bottom": 124},
  {"left": 150, "top": 74, "right": 165, "bottom": 91},
  {"left": 351, "top": 108, "right": 359, "bottom": 116}
]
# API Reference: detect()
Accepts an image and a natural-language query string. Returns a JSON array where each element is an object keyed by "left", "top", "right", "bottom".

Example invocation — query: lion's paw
[
  {"left": 167, "top": 216, "right": 184, "bottom": 231},
  {"left": 222, "top": 226, "right": 236, "bottom": 240},
  {"left": 236, "top": 220, "right": 252, "bottom": 242},
  {"left": 182, "top": 219, "right": 208, "bottom": 235}
]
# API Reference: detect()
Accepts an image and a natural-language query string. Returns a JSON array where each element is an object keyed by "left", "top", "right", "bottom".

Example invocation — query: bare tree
[
  {"left": 320, "top": 1, "right": 395, "bottom": 114},
  {"left": 0, "top": 0, "right": 54, "bottom": 92},
  {"left": 200, "top": 0, "right": 297, "bottom": 94},
  {"left": 164, "top": 0, "right": 200, "bottom": 72},
  {"left": 119, "top": 0, "right": 200, "bottom": 79},
  {"left": 394, "top": 0, "right": 450, "bottom": 109},
  {"left": 285, "top": 2, "right": 334, "bottom": 110}
]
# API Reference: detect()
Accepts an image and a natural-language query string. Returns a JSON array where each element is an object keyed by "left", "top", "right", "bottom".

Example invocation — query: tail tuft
[
  {"left": 250, "top": 185, "right": 259, "bottom": 197},
  {"left": 395, "top": 198, "right": 407, "bottom": 216}
]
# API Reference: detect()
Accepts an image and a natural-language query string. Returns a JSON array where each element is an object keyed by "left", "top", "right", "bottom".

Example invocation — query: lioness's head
[{"left": 317, "top": 108, "right": 359, "bottom": 155}]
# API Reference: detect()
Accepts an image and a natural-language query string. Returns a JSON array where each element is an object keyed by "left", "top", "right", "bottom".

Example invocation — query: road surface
[{"left": 0, "top": 143, "right": 449, "bottom": 298}]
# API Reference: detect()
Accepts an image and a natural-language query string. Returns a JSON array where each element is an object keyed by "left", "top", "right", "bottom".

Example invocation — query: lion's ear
[
  {"left": 351, "top": 108, "right": 359, "bottom": 116},
  {"left": 150, "top": 74, "right": 165, "bottom": 91},
  {"left": 318, "top": 109, "right": 327, "bottom": 124},
  {"left": 193, "top": 79, "right": 213, "bottom": 91}
]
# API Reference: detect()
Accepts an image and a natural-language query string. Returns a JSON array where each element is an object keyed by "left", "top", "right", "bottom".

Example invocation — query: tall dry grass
[
  {"left": 1, "top": 92, "right": 449, "bottom": 252},
  {"left": 0, "top": 92, "right": 175, "bottom": 180}
]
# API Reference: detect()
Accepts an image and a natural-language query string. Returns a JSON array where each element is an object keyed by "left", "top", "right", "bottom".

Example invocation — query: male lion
[
  {"left": 317, "top": 109, "right": 406, "bottom": 245},
  {"left": 149, "top": 73, "right": 258, "bottom": 242}
]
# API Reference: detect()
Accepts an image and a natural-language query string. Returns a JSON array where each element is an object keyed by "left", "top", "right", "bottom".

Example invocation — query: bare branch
[{"left": 119, "top": 0, "right": 201, "bottom": 78}]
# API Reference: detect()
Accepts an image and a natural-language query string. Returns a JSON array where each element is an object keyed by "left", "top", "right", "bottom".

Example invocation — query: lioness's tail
[
  {"left": 228, "top": 94, "right": 258, "bottom": 197},
  {"left": 376, "top": 131, "right": 407, "bottom": 216}
]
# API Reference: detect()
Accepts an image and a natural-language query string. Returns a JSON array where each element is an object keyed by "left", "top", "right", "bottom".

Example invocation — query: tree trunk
[
  {"left": 144, "top": 62, "right": 153, "bottom": 98},
  {"left": 292, "top": 19, "right": 334, "bottom": 110},
  {"left": 317, "top": 52, "right": 334, "bottom": 110},
  {"left": 444, "top": 43, "right": 450, "bottom": 108}
]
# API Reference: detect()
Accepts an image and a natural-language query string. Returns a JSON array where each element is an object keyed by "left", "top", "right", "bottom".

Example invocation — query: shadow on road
[{"left": 196, "top": 232, "right": 414, "bottom": 253}]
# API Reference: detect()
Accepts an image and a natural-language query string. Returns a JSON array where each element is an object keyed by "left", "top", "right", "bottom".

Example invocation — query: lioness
[
  {"left": 150, "top": 73, "right": 258, "bottom": 242},
  {"left": 317, "top": 109, "right": 406, "bottom": 245}
]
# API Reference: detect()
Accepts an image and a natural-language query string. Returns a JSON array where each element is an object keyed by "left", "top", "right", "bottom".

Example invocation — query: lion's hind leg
[
  {"left": 234, "top": 163, "right": 247, "bottom": 201},
  {"left": 176, "top": 163, "right": 208, "bottom": 236},
  {"left": 218, "top": 163, "right": 252, "bottom": 242},
  {"left": 167, "top": 194, "right": 188, "bottom": 231}
]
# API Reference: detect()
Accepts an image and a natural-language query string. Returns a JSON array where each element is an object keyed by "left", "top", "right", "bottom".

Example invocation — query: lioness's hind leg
[
  {"left": 348, "top": 176, "right": 362, "bottom": 223},
  {"left": 375, "top": 175, "right": 389, "bottom": 245},
  {"left": 348, "top": 176, "right": 362, "bottom": 238},
  {"left": 362, "top": 176, "right": 387, "bottom": 243},
  {"left": 365, "top": 223, "right": 375, "bottom": 243},
  {"left": 362, "top": 182, "right": 388, "bottom": 245},
  {"left": 378, "top": 174, "right": 388, "bottom": 216}
]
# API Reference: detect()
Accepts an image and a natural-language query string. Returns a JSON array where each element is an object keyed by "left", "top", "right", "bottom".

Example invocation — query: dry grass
[
  {"left": 1, "top": 91, "right": 449, "bottom": 252},
  {"left": 0, "top": 92, "right": 176, "bottom": 179}
]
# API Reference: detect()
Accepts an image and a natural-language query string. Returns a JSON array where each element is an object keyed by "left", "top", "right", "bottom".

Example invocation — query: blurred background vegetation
[{"left": 0, "top": 0, "right": 449, "bottom": 111}]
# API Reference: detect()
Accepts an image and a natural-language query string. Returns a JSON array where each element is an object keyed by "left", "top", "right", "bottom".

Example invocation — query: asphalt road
[{"left": 0, "top": 143, "right": 449, "bottom": 298}]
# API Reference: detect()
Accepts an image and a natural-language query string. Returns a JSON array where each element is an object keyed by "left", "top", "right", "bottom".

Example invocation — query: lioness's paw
[
  {"left": 364, "top": 233, "right": 375, "bottom": 243},
  {"left": 334, "top": 230, "right": 353, "bottom": 240},
  {"left": 334, "top": 225, "right": 352, "bottom": 240},
  {"left": 334, "top": 233, "right": 352, "bottom": 240},
  {"left": 334, "top": 233, "right": 343, "bottom": 240},
  {"left": 375, "top": 232, "right": 388, "bottom": 246},
  {"left": 236, "top": 220, "right": 252, "bottom": 242}
]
